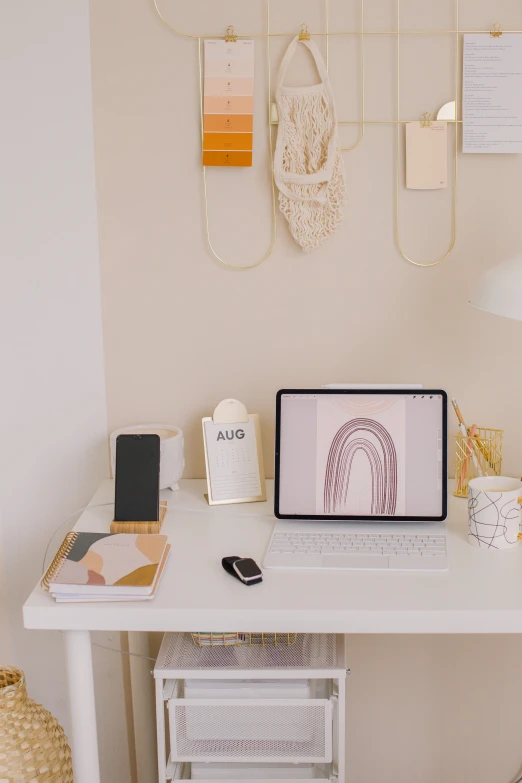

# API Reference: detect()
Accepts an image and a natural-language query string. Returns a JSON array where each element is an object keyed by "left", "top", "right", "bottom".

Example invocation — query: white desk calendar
[{"left": 202, "top": 399, "right": 266, "bottom": 505}]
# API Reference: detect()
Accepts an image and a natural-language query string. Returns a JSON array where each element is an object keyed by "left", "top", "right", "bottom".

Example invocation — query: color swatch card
[
  {"left": 203, "top": 39, "right": 254, "bottom": 167},
  {"left": 405, "top": 121, "right": 448, "bottom": 189}
]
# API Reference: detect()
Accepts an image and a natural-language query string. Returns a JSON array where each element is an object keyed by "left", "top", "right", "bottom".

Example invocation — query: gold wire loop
[
  {"left": 395, "top": 0, "right": 458, "bottom": 267},
  {"left": 334, "top": 0, "right": 366, "bottom": 152},
  {"left": 225, "top": 25, "right": 237, "bottom": 43},
  {"left": 420, "top": 111, "right": 432, "bottom": 128},
  {"left": 490, "top": 22, "right": 502, "bottom": 37},
  {"left": 197, "top": 9, "right": 277, "bottom": 270}
]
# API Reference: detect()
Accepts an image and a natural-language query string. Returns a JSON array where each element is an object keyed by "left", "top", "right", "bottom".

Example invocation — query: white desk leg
[
  {"left": 129, "top": 631, "right": 158, "bottom": 783},
  {"left": 155, "top": 678, "right": 166, "bottom": 783},
  {"left": 64, "top": 630, "right": 101, "bottom": 783},
  {"left": 337, "top": 677, "right": 346, "bottom": 783}
]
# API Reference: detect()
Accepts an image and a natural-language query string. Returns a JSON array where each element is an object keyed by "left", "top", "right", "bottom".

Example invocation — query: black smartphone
[{"left": 114, "top": 434, "right": 160, "bottom": 521}]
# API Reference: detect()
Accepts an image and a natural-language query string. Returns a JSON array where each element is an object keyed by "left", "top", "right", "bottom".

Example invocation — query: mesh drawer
[
  {"left": 156, "top": 633, "right": 344, "bottom": 678},
  {"left": 166, "top": 761, "right": 331, "bottom": 782},
  {"left": 168, "top": 699, "right": 333, "bottom": 763}
]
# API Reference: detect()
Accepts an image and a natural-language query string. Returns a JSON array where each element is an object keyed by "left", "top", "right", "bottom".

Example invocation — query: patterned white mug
[{"left": 468, "top": 476, "right": 522, "bottom": 549}]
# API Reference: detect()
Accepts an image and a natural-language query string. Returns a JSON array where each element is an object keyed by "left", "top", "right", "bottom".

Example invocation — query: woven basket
[{"left": 0, "top": 667, "right": 73, "bottom": 782}]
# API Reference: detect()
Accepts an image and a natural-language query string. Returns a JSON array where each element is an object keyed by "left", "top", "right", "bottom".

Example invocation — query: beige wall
[
  {"left": 90, "top": 1, "right": 522, "bottom": 781},
  {"left": 92, "top": 0, "right": 522, "bottom": 481}
]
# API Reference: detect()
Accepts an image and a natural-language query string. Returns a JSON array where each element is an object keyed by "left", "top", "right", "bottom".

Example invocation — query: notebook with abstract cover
[{"left": 42, "top": 532, "right": 169, "bottom": 596}]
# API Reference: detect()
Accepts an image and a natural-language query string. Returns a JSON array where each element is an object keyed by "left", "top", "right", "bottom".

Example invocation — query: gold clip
[
  {"left": 299, "top": 23, "right": 310, "bottom": 41},
  {"left": 490, "top": 22, "right": 502, "bottom": 37},
  {"left": 225, "top": 25, "right": 237, "bottom": 43},
  {"left": 421, "top": 112, "right": 432, "bottom": 128}
]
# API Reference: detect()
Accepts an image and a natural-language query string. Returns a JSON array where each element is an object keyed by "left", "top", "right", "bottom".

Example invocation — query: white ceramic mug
[
  {"left": 467, "top": 476, "right": 522, "bottom": 550},
  {"left": 110, "top": 424, "right": 184, "bottom": 491}
]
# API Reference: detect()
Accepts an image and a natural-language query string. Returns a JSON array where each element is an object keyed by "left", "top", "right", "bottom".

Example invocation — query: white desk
[{"left": 23, "top": 479, "right": 522, "bottom": 783}]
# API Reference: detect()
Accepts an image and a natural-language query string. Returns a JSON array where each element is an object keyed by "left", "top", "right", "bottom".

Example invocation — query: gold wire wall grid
[
  {"left": 191, "top": 632, "right": 298, "bottom": 647},
  {"left": 153, "top": 0, "right": 522, "bottom": 267},
  {"left": 153, "top": 0, "right": 522, "bottom": 40},
  {"left": 454, "top": 427, "right": 503, "bottom": 498}
]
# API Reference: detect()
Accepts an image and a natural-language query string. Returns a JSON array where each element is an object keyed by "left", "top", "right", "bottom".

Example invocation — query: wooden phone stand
[{"left": 110, "top": 501, "right": 168, "bottom": 534}]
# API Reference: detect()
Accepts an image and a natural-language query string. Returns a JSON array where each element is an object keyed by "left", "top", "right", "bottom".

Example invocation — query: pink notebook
[{"left": 42, "top": 532, "right": 169, "bottom": 596}]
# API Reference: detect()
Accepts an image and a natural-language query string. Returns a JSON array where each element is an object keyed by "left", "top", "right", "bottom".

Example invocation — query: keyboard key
[{"left": 322, "top": 554, "right": 390, "bottom": 569}]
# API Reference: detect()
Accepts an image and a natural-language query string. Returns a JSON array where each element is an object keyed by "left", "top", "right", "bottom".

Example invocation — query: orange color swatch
[
  {"left": 202, "top": 151, "right": 253, "bottom": 167},
  {"left": 204, "top": 114, "right": 253, "bottom": 133},
  {"left": 203, "top": 133, "right": 253, "bottom": 151}
]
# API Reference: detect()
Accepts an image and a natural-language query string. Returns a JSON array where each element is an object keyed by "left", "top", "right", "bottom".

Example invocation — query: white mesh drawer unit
[
  {"left": 154, "top": 634, "right": 347, "bottom": 783},
  {"left": 168, "top": 699, "right": 333, "bottom": 763}
]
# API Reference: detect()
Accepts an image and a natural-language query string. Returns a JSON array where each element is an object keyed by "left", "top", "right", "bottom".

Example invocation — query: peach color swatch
[
  {"left": 203, "top": 39, "right": 254, "bottom": 167},
  {"left": 204, "top": 78, "right": 254, "bottom": 97},
  {"left": 205, "top": 60, "right": 254, "bottom": 78},
  {"left": 204, "top": 96, "right": 254, "bottom": 115}
]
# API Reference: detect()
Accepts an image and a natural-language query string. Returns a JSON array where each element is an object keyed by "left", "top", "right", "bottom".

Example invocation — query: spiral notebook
[{"left": 42, "top": 531, "right": 170, "bottom": 600}]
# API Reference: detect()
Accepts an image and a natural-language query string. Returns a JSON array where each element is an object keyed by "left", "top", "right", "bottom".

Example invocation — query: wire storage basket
[
  {"left": 191, "top": 633, "right": 298, "bottom": 648},
  {"left": 454, "top": 426, "right": 503, "bottom": 498}
]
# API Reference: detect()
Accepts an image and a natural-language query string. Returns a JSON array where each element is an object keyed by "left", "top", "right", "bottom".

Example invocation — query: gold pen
[{"left": 451, "top": 398, "right": 483, "bottom": 478}]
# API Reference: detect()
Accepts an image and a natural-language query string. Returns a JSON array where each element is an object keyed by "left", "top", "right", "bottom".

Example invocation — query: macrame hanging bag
[{"left": 274, "top": 36, "right": 346, "bottom": 252}]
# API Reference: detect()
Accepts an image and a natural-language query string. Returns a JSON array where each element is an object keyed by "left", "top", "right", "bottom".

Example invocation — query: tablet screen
[{"left": 276, "top": 391, "right": 447, "bottom": 520}]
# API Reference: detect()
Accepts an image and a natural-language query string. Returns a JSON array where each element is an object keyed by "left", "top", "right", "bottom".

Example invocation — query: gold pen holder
[{"left": 454, "top": 427, "right": 503, "bottom": 498}]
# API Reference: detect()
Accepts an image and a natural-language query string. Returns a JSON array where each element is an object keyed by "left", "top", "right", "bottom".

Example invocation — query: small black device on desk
[
  {"left": 222, "top": 556, "right": 263, "bottom": 585},
  {"left": 114, "top": 434, "right": 160, "bottom": 521}
]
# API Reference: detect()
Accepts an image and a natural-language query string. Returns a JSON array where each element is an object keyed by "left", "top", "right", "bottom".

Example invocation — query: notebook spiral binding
[{"left": 41, "top": 531, "right": 79, "bottom": 592}]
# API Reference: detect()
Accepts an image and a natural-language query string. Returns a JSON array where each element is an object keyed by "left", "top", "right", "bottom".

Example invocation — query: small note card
[
  {"left": 406, "top": 121, "right": 448, "bottom": 189},
  {"left": 202, "top": 399, "right": 266, "bottom": 505}
]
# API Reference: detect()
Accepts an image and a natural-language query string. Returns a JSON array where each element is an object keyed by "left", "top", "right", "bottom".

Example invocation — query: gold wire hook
[
  {"left": 490, "top": 21, "right": 502, "bottom": 37},
  {"left": 225, "top": 25, "right": 237, "bottom": 42},
  {"left": 299, "top": 23, "right": 311, "bottom": 41}
]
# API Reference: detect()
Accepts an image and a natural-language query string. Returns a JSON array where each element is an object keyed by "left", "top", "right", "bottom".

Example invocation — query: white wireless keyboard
[{"left": 264, "top": 530, "right": 448, "bottom": 571}]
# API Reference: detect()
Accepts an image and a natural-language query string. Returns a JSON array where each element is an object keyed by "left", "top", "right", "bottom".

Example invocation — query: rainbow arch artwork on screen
[{"left": 323, "top": 418, "right": 398, "bottom": 515}]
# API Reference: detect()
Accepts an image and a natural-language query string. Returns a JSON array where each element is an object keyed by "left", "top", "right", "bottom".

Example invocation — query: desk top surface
[{"left": 23, "top": 479, "right": 522, "bottom": 634}]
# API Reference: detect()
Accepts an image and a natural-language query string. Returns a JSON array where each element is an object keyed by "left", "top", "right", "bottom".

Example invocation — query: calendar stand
[{"left": 202, "top": 398, "right": 266, "bottom": 505}]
